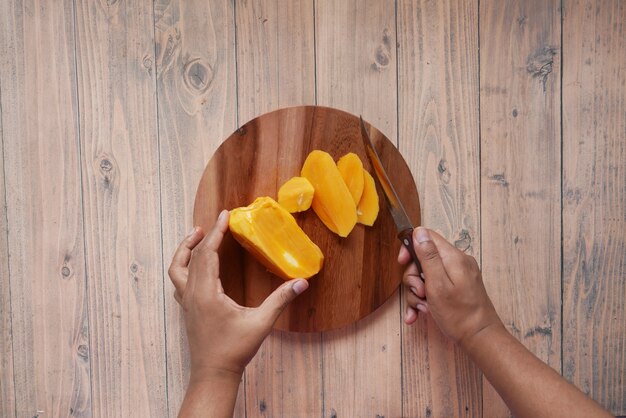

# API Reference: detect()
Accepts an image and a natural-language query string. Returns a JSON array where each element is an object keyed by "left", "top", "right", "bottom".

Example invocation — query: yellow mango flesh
[
  {"left": 357, "top": 169, "right": 379, "bottom": 226},
  {"left": 278, "top": 176, "right": 315, "bottom": 213},
  {"left": 229, "top": 197, "right": 324, "bottom": 280},
  {"left": 301, "top": 150, "right": 357, "bottom": 237},
  {"left": 337, "top": 152, "right": 365, "bottom": 204}
]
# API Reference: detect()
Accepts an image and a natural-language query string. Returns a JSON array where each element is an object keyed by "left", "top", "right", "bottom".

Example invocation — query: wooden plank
[
  {"left": 315, "top": 1, "right": 401, "bottom": 416},
  {"left": 236, "top": 0, "right": 316, "bottom": 120},
  {"left": 480, "top": 0, "right": 561, "bottom": 416},
  {"left": 397, "top": 0, "right": 482, "bottom": 416},
  {"left": 153, "top": 0, "right": 239, "bottom": 415},
  {"left": 0, "top": 79, "right": 16, "bottom": 418},
  {"left": 234, "top": 1, "right": 321, "bottom": 416},
  {"left": 73, "top": 0, "right": 166, "bottom": 415},
  {"left": 0, "top": 1, "right": 92, "bottom": 416},
  {"left": 562, "top": 0, "right": 626, "bottom": 414}
]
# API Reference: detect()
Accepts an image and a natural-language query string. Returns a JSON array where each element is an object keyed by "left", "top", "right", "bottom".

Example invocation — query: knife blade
[{"left": 359, "top": 116, "right": 423, "bottom": 275}]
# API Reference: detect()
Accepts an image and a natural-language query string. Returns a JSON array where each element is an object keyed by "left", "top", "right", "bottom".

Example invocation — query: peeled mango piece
[
  {"left": 229, "top": 197, "right": 324, "bottom": 280},
  {"left": 278, "top": 176, "right": 315, "bottom": 213},
  {"left": 337, "top": 152, "right": 365, "bottom": 204},
  {"left": 301, "top": 150, "right": 357, "bottom": 237},
  {"left": 356, "top": 169, "right": 379, "bottom": 226}
]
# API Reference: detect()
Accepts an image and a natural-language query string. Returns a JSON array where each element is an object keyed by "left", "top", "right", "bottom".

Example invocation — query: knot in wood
[
  {"left": 61, "top": 266, "right": 71, "bottom": 278},
  {"left": 371, "top": 29, "right": 392, "bottom": 71},
  {"left": 183, "top": 58, "right": 213, "bottom": 94},
  {"left": 437, "top": 159, "right": 451, "bottom": 184},
  {"left": 527, "top": 46, "right": 557, "bottom": 92},
  {"left": 130, "top": 262, "right": 139, "bottom": 273},
  {"left": 95, "top": 154, "right": 117, "bottom": 188},
  {"left": 489, "top": 173, "right": 509, "bottom": 187},
  {"left": 454, "top": 229, "right": 472, "bottom": 252},
  {"left": 77, "top": 344, "right": 89, "bottom": 361},
  {"left": 100, "top": 158, "right": 113, "bottom": 172}
]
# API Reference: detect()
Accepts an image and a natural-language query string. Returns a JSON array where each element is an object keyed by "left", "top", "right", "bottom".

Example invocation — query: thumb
[
  {"left": 412, "top": 228, "right": 452, "bottom": 293},
  {"left": 257, "top": 279, "right": 309, "bottom": 326}
]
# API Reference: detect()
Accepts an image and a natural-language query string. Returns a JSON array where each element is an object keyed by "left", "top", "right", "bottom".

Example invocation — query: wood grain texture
[
  {"left": 0, "top": 1, "right": 91, "bottom": 416},
  {"left": 562, "top": 0, "right": 626, "bottom": 414},
  {"left": 397, "top": 0, "right": 482, "bottom": 416},
  {"left": 236, "top": 0, "right": 316, "bottom": 122},
  {"left": 480, "top": 1, "right": 562, "bottom": 416},
  {"left": 0, "top": 77, "right": 16, "bottom": 418},
  {"left": 315, "top": 1, "right": 402, "bottom": 415},
  {"left": 3, "top": 1, "right": 626, "bottom": 416},
  {"left": 233, "top": 1, "right": 320, "bottom": 415},
  {"left": 153, "top": 0, "right": 240, "bottom": 415},
  {"left": 73, "top": 0, "right": 166, "bottom": 415}
]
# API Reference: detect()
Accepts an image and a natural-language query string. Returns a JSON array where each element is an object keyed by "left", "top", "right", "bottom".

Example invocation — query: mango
[
  {"left": 356, "top": 169, "right": 379, "bottom": 226},
  {"left": 229, "top": 197, "right": 324, "bottom": 280},
  {"left": 301, "top": 150, "right": 357, "bottom": 237},
  {"left": 278, "top": 176, "right": 315, "bottom": 213},
  {"left": 337, "top": 152, "right": 365, "bottom": 204}
]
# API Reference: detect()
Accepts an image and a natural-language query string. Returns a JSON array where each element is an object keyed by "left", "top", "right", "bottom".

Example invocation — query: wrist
[
  {"left": 459, "top": 320, "right": 507, "bottom": 354},
  {"left": 180, "top": 366, "right": 242, "bottom": 418},
  {"left": 189, "top": 366, "right": 243, "bottom": 388}
]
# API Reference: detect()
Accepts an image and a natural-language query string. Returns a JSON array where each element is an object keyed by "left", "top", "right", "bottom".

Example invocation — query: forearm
[
  {"left": 462, "top": 324, "right": 612, "bottom": 418},
  {"left": 178, "top": 370, "right": 242, "bottom": 418}
]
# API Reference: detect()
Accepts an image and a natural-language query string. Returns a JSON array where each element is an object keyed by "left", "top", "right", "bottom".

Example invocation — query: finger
[
  {"left": 406, "top": 291, "right": 428, "bottom": 309},
  {"left": 428, "top": 229, "right": 465, "bottom": 261},
  {"left": 426, "top": 230, "right": 472, "bottom": 285},
  {"left": 398, "top": 244, "right": 410, "bottom": 264},
  {"left": 188, "top": 210, "right": 230, "bottom": 293},
  {"left": 413, "top": 227, "right": 454, "bottom": 294},
  {"left": 168, "top": 227, "right": 205, "bottom": 294},
  {"left": 403, "top": 263, "right": 426, "bottom": 299},
  {"left": 196, "top": 210, "right": 230, "bottom": 254},
  {"left": 257, "top": 279, "right": 309, "bottom": 327},
  {"left": 416, "top": 303, "right": 429, "bottom": 315},
  {"left": 173, "top": 290, "right": 182, "bottom": 305},
  {"left": 405, "top": 306, "right": 418, "bottom": 325}
]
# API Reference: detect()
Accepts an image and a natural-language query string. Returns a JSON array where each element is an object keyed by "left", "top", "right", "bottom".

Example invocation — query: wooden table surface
[{"left": 0, "top": 0, "right": 624, "bottom": 417}]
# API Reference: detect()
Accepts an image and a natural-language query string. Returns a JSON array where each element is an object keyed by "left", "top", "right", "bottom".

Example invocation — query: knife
[{"left": 359, "top": 116, "right": 423, "bottom": 276}]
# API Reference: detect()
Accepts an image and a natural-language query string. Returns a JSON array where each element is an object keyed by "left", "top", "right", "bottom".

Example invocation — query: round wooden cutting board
[{"left": 193, "top": 106, "right": 421, "bottom": 332}]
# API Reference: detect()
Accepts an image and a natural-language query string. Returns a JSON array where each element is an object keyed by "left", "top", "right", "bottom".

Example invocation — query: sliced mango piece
[
  {"left": 278, "top": 176, "right": 315, "bottom": 213},
  {"left": 301, "top": 150, "right": 357, "bottom": 237},
  {"left": 337, "top": 152, "right": 365, "bottom": 204},
  {"left": 229, "top": 197, "right": 324, "bottom": 280},
  {"left": 357, "top": 169, "right": 379, "bottom": 226}
]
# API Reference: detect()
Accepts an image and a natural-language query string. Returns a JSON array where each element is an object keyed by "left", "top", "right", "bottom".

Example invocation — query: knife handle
[{"left": 398, "top": 228, "right": 423, "bottom": 278}]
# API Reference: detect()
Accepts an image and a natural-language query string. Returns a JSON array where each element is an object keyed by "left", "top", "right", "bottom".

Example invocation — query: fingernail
[
  {"left": 410, "top": 286, "right": 418, "bottom": 295},
  {"left": 292, "top": 279, "right": 309, "bottom": 295},
  {"left": 416, "top": 303, "right": 428, "bottom": 313},
  {"left": 187, "top": 227, "right": 197, "bottom": 237},
  {"left": 415, "top": 227, "right": 431, "bottom": 243},
  {"left": 218, "top": 210, "right": 228, "bottom": 222}
]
